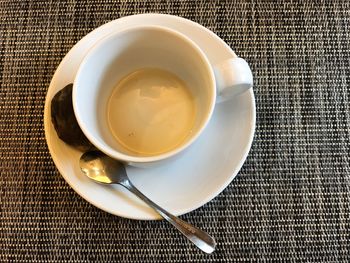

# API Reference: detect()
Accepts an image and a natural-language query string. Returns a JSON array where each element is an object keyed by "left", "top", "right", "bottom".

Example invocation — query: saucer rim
[{"left": 44, "top": 13, "right": 256, "bottom": 220}]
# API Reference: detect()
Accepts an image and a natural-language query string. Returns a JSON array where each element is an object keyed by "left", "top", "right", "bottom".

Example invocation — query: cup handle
[{"left": 213, "top": 57, "right": 253, "bottom": 102}]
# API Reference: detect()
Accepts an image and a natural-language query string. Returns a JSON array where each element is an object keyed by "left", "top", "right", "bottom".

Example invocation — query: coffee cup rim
[{"left": 73, "top": 25, "right": 216, "bottom": 164}]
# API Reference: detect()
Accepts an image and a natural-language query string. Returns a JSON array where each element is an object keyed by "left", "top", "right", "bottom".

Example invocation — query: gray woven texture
[{"left": 1, "top": 0, "right": 350, "bottom": 262}]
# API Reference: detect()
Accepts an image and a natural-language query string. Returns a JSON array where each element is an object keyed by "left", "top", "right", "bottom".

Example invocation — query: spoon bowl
[{"left": 80, "top": 150, "right": 127, "bottom": 184}]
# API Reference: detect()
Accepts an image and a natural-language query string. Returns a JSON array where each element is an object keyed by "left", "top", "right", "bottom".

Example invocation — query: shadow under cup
[{"left": 73, "top": 26, "right": 215, "bottom": 162}]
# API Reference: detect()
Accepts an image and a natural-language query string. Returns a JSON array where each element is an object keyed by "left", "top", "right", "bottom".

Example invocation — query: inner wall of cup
[{"left": 75, "top": 28, "right": 213, "bottom": 156}]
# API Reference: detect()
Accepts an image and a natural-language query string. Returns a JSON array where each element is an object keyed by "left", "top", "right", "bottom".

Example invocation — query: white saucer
[{"left": 44, "top": 14, "right": 256, "bottom": 220}]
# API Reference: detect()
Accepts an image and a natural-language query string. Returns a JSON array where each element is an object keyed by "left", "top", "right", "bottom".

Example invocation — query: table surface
[{"left": 1, "top": 0, "right": 349, "bottom": 262}]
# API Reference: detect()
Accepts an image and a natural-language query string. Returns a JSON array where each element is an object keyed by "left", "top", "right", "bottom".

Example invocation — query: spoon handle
[{"left": 121, "top": 180, "right": 216, "bottom": 254}]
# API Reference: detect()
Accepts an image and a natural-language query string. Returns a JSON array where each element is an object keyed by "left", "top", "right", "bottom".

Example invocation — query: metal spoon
[{"left": 80, "top": 150, "right": 216, "bottom": 253}]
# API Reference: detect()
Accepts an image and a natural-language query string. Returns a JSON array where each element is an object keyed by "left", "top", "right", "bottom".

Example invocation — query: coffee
[{"left": 107, "top": 68, "right": 196, "bottom": 156}]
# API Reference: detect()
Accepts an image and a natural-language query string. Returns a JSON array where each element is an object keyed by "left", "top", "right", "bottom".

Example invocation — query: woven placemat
[{"left": 1, "top": 0, "right": 349, "bottom": 262}]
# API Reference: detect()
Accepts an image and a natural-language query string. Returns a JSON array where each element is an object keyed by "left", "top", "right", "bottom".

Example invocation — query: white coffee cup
[{"left": 73, "top": 25, "right": 253, "bottom": 166}]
